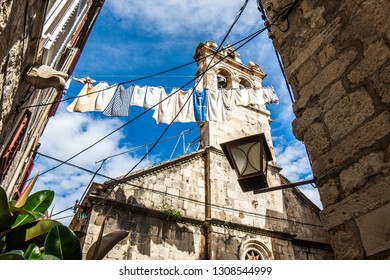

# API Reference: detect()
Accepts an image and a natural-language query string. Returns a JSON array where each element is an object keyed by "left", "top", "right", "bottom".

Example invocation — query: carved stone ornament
[{"left": 24, "top": 64, "right": 68, "bottom": 92}]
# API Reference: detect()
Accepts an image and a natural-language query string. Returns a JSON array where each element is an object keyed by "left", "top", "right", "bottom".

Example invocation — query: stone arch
[
  {"left": 238, "top": 76, "right": 252, "bottom": 89},
  {"left": 239, "top": 237, "right": 272, "bottom": 260},
  {"left": 216, "top": 67, "right": 233, "bottom": 89}
]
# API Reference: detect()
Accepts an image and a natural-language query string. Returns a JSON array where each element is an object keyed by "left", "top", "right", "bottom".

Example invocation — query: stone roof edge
[
  {"left": 279, "top": 173, "right": 321, "bottom": 215},
  {"left": 104, "top": 147, "right": 223, "bottom": 186}
]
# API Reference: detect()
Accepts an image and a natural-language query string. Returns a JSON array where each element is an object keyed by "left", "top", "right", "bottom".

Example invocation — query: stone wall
[{"left": 261, "top": 0, "right": 390, "bottom": 259}]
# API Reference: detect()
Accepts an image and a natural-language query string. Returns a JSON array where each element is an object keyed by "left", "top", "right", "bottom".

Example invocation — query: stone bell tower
[{"left": 193, "top": 41, "right": 276, "bottom": 162}]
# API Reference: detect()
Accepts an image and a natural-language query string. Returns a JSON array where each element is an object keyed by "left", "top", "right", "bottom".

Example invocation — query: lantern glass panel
[{"left": 230, "top": 141, "right": 261, "bottom": 176}]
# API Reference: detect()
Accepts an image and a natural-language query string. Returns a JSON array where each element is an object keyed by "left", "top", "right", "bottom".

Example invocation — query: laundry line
[{"left": 66, "top": 78, "right": 279, "bottom": 124}]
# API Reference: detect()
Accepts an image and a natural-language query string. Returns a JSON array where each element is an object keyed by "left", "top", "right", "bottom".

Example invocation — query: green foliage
[
  {"left": 0, "top": 178, "right": 129, "bottom": 260},
  {"left": 44, "top": 225, "right": 82, "bottom": 260},
  {"left": 162, "top": 209, "right": 183, "bottom": 220}
]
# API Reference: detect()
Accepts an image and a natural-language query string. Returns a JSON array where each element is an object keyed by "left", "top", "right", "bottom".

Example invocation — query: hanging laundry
[
  {"left": 131, "top": 85, "right": 148, "bottom": 107},
  {"left": 174, "top": 88, "right": 196, "bottom": 123},
  {"left": 152, "top": 88, "right": 175, "bottom": 124},
  {"left": 95, "top": 84, "right": 119, "bottom": 111},
  {"left": 248, "top": 88, "right": 266, "bottom": 106},
  {"left": 67, "top": 82, "right": 111, "bottom": 112},
  {"left": 73, "top": 76, "right": 96, "bottom": 84},
  {"left": 234, "top": 88, "right": 250, "bottom": 106},
  {"left": 144, "top": 86, "right": 164, "bottom": 110},
  {"left": 193, "top": 89, "right": 208, "bottom": 122},
  {"left": 207, "top": 89, "right": 228, "bottom": 122},
  {"left": 263, "top": 87, "right": 279, "bottom": 104},
  {"left": 102, "top": 85, "right": 133, "bottom": 117},
  {"left": 221, "top": 88, "right": 236, "bottom": 110}
]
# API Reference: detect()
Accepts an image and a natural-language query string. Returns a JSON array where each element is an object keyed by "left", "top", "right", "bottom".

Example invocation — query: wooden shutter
[{"left": 0, "top": 112, "right": 30, "bottom": 183}]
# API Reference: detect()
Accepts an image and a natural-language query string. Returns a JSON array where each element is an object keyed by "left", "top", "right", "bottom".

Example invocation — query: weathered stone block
[
  {"left": 312, "top": 111, "right": 390, "bottom": 176},
  {"left": 356, "top": 203, "right": 390, "bottom": 258},
  {"left": 295, "top": 58, "right": 320, "bottom": 88},
  {"left": 322, "top": 81, "right": 347, "bottom": 113},
  {"left": 318, "top": 179, "right": 340, "bottom": 208},
  {"left": 372, "top": 63, "right": 390, "bottom": 104},
  {"left": 324, "top": 89, "right": 375, "bottom": 142},
  {"left": 292, "top": 106, "right": 322, "bottom": 140},
  {"left": 318, "top": 43, "right": 337, "bottom": 68},
  {"left": 303, "top": 122, "right": 330, "bottom": 161},
  {"left": 347, "top": 40, "right": 389, "bottom": 84},
  {"left": 328, "top": 220, "right": 364, "bottom": 259},
  {"left": 294, "top": 48, "right": 357, "bottom": 113},
  {"left": 321, "top": 177, "right": 390, "bottom": 230},
  {"left": 340, "top": 152, "right": 387, "bottom": 195}
]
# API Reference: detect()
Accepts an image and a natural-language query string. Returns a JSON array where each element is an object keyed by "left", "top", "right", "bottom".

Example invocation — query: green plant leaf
[
  {"left": 0, "top": 252, "right": 26, "bottom": 260},
  {"left": 44, "top": 224, "right": 82, "bottom": 260},
  {"left": 6, "top": 220, "right": 61, "bottom": 251},
  {"left": 40, "top": 254, "right": 60, "bottom": 260},
  {"left": 89, "top": 214, "right": 107, "bottom": 260},
  {"left": 73, "top": 230, "right": 87, "bottom": 239},
  {"left": 13, "top": 190, "right": 54, "bottom": 228},
  {"left": 24, "top": 243, "right": 43, "bottom": 260},
  {"left": 9, "top": 205, "right": 40, "bottom": 217},
  {"left": 0, "top": 187, "right": 13, "bottom": 233},
  {"left": 86, "top": 231, "right": 129, "bottom": 260}
]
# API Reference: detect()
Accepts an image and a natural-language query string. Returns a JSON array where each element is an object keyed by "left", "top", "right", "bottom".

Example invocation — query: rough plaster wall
[{"left": 262, "top": 0, "right": 390, "bottom": 259}]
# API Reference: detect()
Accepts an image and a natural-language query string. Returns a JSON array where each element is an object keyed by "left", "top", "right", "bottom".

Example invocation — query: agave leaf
[
  {"left": 24, "top": 243, "right": 43, "bottom": 260},
  {"left": 13, "top": 190, "right": 54, "bottom": 228},
  {"left": 86, "top": 231, "right": 129, "bottom": 260},
  {"left": 0, "top": 187, "right": 13, "bottom": 233},
  {"left": 6, "top": 220, "right": 61, "bottom": 251},
  {"left": 44, "top": 224, "right": 82, "bottom": 260},
  {"left": 14, "top": 171, "right": 39, "bottom": 208}
]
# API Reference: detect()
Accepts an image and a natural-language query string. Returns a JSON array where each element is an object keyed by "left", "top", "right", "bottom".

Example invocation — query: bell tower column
[{"left": 193, "top": 41, "right": 276, "bottom": 163}]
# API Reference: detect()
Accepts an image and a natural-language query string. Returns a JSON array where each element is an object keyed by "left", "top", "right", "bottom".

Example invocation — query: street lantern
[{"left": 220, "top": 133, "right": 273, "bottom": 192}]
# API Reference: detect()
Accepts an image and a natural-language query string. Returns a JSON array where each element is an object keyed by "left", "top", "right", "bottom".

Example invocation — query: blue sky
[{"left": 33, "top": 0, "right": 321, "bottom": 224}]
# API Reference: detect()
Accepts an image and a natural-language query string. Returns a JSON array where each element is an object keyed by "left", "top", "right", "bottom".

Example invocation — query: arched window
[
  {"left": 239, "top": 77, "right": 251, "bottom": 89},
  {"left": 239, "top": 238, "right": 272, "bottom": 260},
  {"left": 216, "top": 68, "right": 232, "bottom": 89}
]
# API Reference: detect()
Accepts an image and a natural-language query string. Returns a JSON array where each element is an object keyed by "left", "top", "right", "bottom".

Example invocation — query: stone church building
[{"left": 71, "top": 41, "right": 333, "bottom": 260}]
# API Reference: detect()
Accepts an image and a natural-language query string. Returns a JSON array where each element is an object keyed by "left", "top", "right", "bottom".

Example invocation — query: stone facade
[
  {"left": 71, "top": 42, "right": 333, "bottom": 260},
  {"left": 0, "top": 0, "right": 104, "bottom": 197},
  {"left": 260, "top": 0, "right": 390, "bottom": 259}
]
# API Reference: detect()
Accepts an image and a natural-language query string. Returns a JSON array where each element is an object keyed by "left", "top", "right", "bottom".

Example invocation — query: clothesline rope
[{"left": 20, "top": 27, "right": 264, "bottom": 110}]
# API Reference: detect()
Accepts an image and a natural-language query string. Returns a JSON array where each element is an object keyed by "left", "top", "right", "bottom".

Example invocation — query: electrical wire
[
  {"left": 122, "top": 0, "right": 250, "bottom": 178},
  {"left": 19, "top": 27, "right": 262, "bottom": 111},
  {"left": 30, "top": 27, "right": 266, "bottom": 182},
  {"left": 37, "top": 152, "right": 323, "bottom": 228}
]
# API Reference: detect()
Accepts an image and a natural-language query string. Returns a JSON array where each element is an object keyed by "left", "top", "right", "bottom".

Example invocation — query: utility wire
[
  {"left": 37, "top": 152, "right": 322, "bottom": 228},
  {"left": 94, "top": 0, "right": 257, "bottom": 205},
  {"left": 30, "top": 27, "right": 266, "bottom": 182},
  {"left": 20, "top": 26, "right": 260, "bottom": 110},
  {"left": 95, "top": 126, "right": 199, "bottom": 163},
  {"left": 122, "top": 0, "right": 250, "bottom": 177}
]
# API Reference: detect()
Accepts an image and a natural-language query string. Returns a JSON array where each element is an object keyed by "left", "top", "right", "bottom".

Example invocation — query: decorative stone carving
[{"left": 24, "top": 64, "right": 68, "bottom": 92}]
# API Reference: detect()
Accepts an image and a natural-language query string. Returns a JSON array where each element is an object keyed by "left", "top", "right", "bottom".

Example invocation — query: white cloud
[
  {"left": 274, "top": 139, "right": 322, "bottom": 209},
  {"left": 106, "top": 0, "right": 261, "bottom": 39}
]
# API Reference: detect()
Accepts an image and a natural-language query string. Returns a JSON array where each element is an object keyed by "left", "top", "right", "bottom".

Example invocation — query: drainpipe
[{"left": 204, "top": 146, "right": 212, "bottom": 260}]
